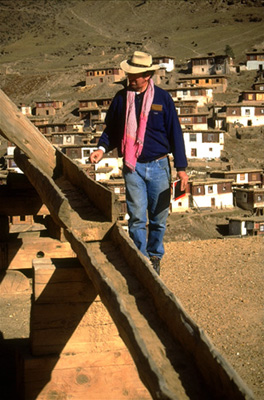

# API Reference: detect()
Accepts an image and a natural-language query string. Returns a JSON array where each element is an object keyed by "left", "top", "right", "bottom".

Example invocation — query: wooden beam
[
  {"left": 0, "top": 89, "right": 56, "bottom": 177},
  {"left": 14, "top": 150, "right": 115, "bottom": 239},
  {"left": 56, "top": 148, "right": 120, "bottom": 222},
  {"left": 8, "top": 236, "right": 76, "bottom": 270}
]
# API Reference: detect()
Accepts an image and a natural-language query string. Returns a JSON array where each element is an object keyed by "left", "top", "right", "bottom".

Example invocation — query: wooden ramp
[{"left": 0, "top": 88, "right": 255, "bottom": 399}]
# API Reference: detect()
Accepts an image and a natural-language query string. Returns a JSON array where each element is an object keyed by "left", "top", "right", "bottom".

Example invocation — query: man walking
[{"left": 90, "top": 51, "right": 188, "bottom": 274}]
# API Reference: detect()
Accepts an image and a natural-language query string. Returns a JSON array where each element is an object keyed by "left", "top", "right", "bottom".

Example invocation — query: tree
[{"left": 224, "top": 44, "right": 235, "bottom": 59}]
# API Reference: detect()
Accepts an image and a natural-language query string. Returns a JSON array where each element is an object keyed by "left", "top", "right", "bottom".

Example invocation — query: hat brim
[{"left": 120, "top": 60, "right": 160, "bottom": 74}]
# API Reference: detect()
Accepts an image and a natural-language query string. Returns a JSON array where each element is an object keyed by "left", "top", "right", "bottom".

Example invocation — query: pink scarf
[{"left": 122, "top": 79, "right": 154, "bottom": 171}]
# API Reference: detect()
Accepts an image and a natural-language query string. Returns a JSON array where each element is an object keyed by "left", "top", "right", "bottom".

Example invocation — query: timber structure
[{"left": 0, "top": 88, "right": 255, "bottom": 399}]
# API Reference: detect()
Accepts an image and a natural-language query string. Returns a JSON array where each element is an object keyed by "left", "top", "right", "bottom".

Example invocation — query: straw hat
[{"left": 120, "top": 51, "right": 160, "bottom": 74}]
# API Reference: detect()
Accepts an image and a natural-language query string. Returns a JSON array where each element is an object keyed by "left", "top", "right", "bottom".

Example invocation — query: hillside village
[
  {"left": 1, "top": 48, "right": 264, "bottom": 236},
  {"left": 0, "top": 1, "right": 264, "bottom": 398}
]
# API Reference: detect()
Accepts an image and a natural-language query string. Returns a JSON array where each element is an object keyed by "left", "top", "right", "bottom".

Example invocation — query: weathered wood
[
  {"left": 14, "top": 149, "right": 114, "bottom": 239},
  {"left": 8, "top": 237, "right": 76, "bottom": 270},
  {"left": 65, "top": 226, "right": 255, "bottom": 400},
  {"left": 32, "top": 258, "right": 96, "bottom": 303},
  {"left": 0, "top": 89, "right": 56, "bottom": 177},
  {"left": 17, "top": 347, "right": 151, "bottom": 400},
  {"left": 0, "top": 270, "right": 30, "bottom": 294},
  {"left": 56, "top": 149, "right": 120, "bottom": 222},
  {"left": 110, "top": 223, "right": 255, "bottom": 400},
  {"left": 44, "top": 215, "right": 66, "bottom": 241},
  {"left": 26, "top": 258, "right": 151, "bottom": 399}
]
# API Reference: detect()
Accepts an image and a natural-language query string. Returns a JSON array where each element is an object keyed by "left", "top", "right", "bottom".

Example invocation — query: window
[
  {"left": 190, "top": 133, "right": 196, "bottom": 142},
  {"left": 83, "top": 149, "right": 90, "bottom": 157},
  {"left": 209, "top": 147, "right": 213, "bottom": 152},
  {"left": 260, "top": 109, "right": 264, "bottom": 114},
  {"left": 208, "top": 186, "right": 213, "bottom": 193},
  {"left": 240, "top": 173, "right": 245, "bottom": 180},
  {"left": 191, "top": 148, "right": 197, "bottom": 157},
  {"left": 232, "top": 110, "right": 237, "bottom": 115},
  {"left": 257, "top": 195, "right": 262, "bottom": 202},
  {"left": 245, "top": 109, "right": 250, "bottom": 116}
]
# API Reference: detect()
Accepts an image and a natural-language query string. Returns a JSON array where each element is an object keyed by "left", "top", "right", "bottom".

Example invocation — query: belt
[
  {"left": 156, "top": 154, "right": 168, "bottom": 161},
  {"left": 137, "top": 154, "right": 168, "bottom": 164}
]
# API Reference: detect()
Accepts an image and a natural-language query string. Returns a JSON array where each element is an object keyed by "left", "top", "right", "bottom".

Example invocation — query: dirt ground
[{"left": 0, "top": 211, "right": 263, "bottom": 399}]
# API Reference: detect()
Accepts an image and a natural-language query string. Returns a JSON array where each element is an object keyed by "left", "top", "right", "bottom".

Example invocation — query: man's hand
[
  {"left": 177, "top": 170, "right": 189, "bottom": 191},
  {"left": 89, "top": 149, "right": 104, "bottom": 164}
]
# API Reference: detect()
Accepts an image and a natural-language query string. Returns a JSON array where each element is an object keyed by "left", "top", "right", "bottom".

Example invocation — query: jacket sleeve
[
  {"left": 164, "top": 94, "right": 188, "bottom": 170},
  {"left": 98, "top": 91, "right": 125, "bottom": 153}
]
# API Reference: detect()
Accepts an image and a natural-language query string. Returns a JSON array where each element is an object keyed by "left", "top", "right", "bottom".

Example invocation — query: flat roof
[
  {"left": 211, "top": 168, "right": 263, "bottom": 174},
  {"left": 190, "top": 178, "right": 234, "bottom": 185}
]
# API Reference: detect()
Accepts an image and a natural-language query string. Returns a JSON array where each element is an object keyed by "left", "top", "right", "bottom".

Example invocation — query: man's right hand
[{"left": 89, "top": 149, "right": 104, "bottom": 164}]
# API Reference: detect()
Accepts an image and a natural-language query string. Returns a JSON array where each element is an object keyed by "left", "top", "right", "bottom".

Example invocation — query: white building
[
  {"left": 246, "top": 50, "right": 264, "bottom": 71},
  {"left": 226, "top": 103, "right": 264, "bottom": 127},
  {"left": 153, "top": 56, "right": 175, "bottom": 72},
  {"left": 168, "top": 86, "right": 213, "bottom": 107},
  {"left": 183, "top": 130, "right": 224, "bottom": 159},
  {"left": 190, "top": 178, "right": 234, "bottom": 209}
]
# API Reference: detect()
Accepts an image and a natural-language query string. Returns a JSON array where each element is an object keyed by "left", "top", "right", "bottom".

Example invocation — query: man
[{"left": 90, "top": 51, "right": 188, "bottom": 274}]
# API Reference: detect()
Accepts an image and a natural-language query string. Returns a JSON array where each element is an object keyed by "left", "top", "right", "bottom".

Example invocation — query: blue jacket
[{"left": 98, "top": 84, "right": 187, "bottom": 170}]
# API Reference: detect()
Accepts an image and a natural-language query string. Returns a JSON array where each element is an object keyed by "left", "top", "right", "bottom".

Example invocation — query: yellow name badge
[{"left": 151, "top": 104, "right": 163, "bottom": 111}]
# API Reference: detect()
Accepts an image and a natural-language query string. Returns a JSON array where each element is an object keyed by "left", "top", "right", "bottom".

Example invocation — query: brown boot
[{"left": 150, "top": 256, "right": 160, "bottom": 275}]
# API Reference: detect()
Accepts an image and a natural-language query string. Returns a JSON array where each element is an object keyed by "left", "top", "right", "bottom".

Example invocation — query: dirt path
[{"left": 162, "top": 236, "right": 264, "bottom": 400}]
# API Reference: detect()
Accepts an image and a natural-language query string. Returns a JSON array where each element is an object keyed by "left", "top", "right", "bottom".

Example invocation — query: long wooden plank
[
  {"left": 14, "top": 150, "right": 113, "bottom": 240},
  {"left": 56, "top": 149, "right": 120, "bottom": 222},
  {"left": 18, "top": 348, "right": 151, "bottom": 400},
  {"left": 65, "top": 228, "right": 255, "bottom": 400},
  {"left": 0, "top": 89, "right": 56, "bottom": 177}
]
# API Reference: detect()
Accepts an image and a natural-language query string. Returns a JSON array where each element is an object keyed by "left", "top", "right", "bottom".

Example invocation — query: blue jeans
[{"left": 123, "top": 157, "right": 171, "bottom": 259}]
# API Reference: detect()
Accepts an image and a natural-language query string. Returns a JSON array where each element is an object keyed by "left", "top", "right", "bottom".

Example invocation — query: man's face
[{"left": 127, "top": 72, "right": 151, "bottom": 92}]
